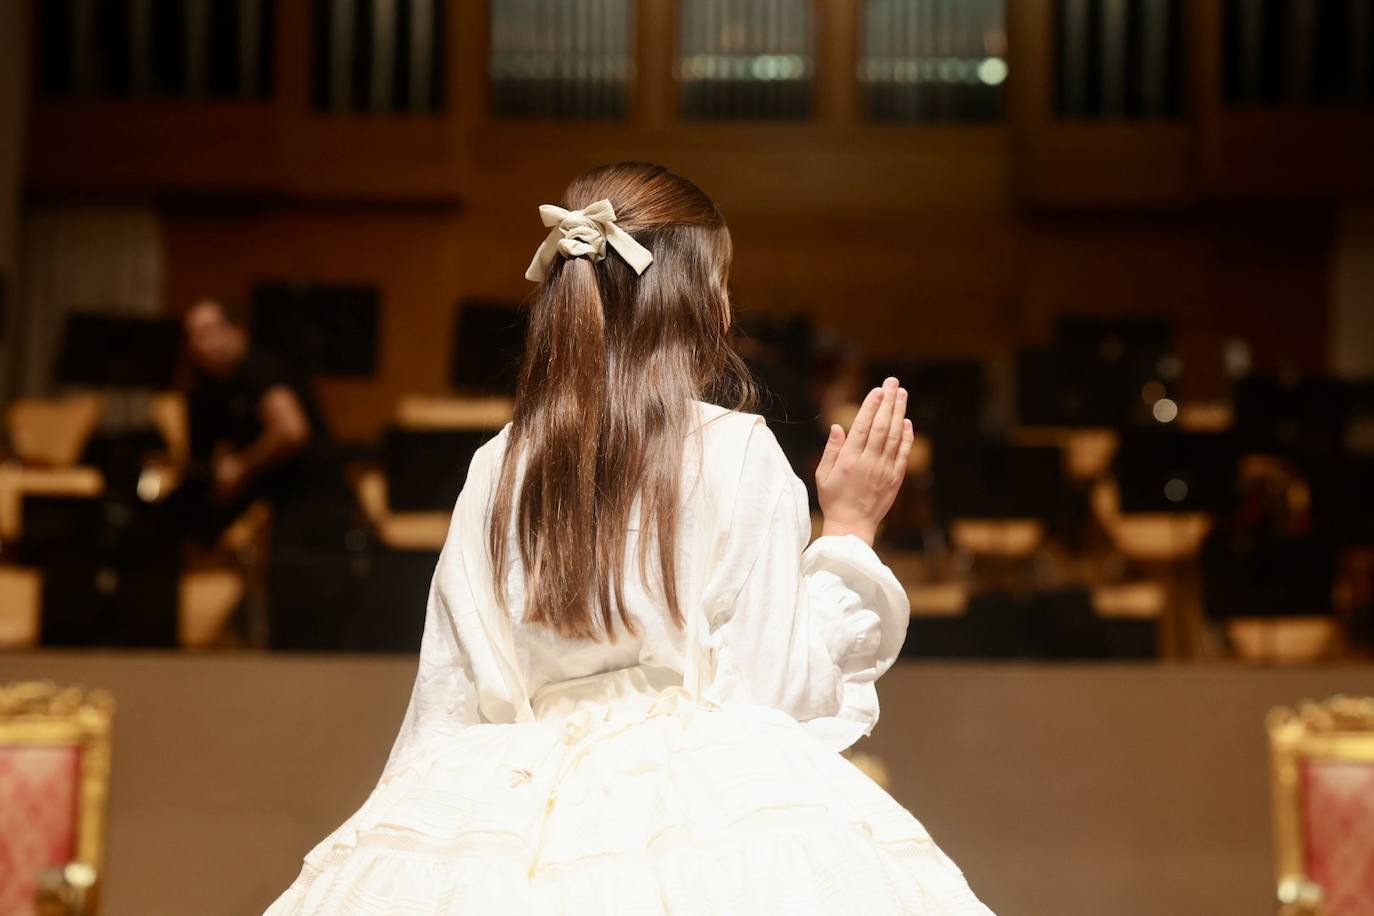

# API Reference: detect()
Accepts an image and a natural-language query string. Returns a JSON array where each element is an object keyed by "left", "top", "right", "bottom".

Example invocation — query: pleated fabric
[{"left": 265, "top": 666, "right": 994, "bottom": 915}]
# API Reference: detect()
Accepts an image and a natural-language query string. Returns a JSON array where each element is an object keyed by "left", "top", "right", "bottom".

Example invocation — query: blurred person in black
[{"left": 169, "top": 298, "right": 357, "bottom": 647}]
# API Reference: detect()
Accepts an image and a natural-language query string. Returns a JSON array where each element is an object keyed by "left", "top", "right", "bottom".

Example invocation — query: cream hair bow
[{"left": 523, "top": 199, "right": 654, "bottom": 282}]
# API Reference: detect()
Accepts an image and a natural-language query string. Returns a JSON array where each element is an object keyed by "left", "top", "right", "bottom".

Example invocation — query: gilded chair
[
  {"left": 0, "top": 682, "right": 114, "bottom": 916},
  {"left": 1269, "top": 696, "right": 1374, "bottom": 916}
]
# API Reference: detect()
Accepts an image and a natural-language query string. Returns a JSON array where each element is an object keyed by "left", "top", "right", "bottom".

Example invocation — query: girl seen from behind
[{"left": 265, "top": 162, "right": 995, "bottom": 915}]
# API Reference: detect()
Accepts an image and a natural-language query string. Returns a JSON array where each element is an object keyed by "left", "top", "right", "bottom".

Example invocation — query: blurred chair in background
[
  {"left": 0, "top": 682, "right": 113, "bottom": 916},
  {"left": 1012, "top": 425, "right": 1119, "bottom": 484},
  {"left": 935, "top": 437, "right": 1066, "bottom": 588},
  {"left": 359, "top": 393, "right": 514, "bottom": 551},
  {"left": 1091, "top": 475, "right": 1212, "bottom": 656},
  {"left": 340, "top": 393, "right": 513, "bottom": 652},
  {"left": 0, "top": 386, "right": 268, "bottom": 650},
  {"left": 6, "top": 395, "right": 105, "bottom": 468},
  {"left": 1206, "top": 455, "right": 1344, "bottom": 665},
  {"left": 0, "top": 393, "right": 109, "bottom": 555},
  {"left": 1093, "top": 428, "right": 1239, "bottom": 657},
  {"left": 156, "top": 388, "right": 271, "bottom": 649},
  {"left": 0, "top": 396, "right": 107, "bottom": 649}
]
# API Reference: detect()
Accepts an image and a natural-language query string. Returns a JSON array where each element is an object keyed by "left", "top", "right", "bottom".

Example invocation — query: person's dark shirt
[{"left": 187, "top": 349, "right": 341, "bottom": 502}]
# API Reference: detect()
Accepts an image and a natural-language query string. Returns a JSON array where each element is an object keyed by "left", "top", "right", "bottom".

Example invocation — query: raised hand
[{"left": 814, "top": 377, "right": 913, "bottom": 547}]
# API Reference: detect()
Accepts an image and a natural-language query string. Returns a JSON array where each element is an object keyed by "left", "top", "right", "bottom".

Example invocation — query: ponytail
[
  {"left": 490, "top": 255, "right": 617, "bottom": 638},
  {"left": 489, "top": 162, "right": 756, "bottom": 642}
]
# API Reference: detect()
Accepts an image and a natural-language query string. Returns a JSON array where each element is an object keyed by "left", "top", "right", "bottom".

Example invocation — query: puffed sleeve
[{"left": 703, "top": 423, "right": 910, "bottom": 753}]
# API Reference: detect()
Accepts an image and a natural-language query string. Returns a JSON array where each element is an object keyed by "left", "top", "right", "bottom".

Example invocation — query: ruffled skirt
[{"left": 264, "top": 666, "right": 994, "bottom": 915}]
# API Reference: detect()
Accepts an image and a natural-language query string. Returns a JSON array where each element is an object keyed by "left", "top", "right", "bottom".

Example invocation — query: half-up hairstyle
[{"left": 489, "top": 162, "right": 756, "bottom": 642}]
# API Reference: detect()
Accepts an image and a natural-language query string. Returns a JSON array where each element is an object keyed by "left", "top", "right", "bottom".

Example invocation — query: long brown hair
[{"left": 489, "top": 162, "right": 756, "bottom": 642}]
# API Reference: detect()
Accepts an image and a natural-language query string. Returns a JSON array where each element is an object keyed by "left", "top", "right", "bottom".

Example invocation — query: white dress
[{"left": 264, "top": 401, "right": 994, "bottom": 915}]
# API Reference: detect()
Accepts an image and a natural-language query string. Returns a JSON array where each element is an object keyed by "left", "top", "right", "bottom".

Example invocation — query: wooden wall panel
[
  {"left": 163, "top": 206, "right": 461, "bottom": 443},
  {"left": 26, "top": 102, "right": 279, "bottom": 195},
  {"left": 1008, "top": 0, "right": 1199, "bottom": 208},
  {"left": 160, "top": 190, "right": 1329, "bottom": 443},
  {"left": 27, "top": 0, "right": 1333, "bottom": 441},
  {"left": 24, "top": 0, "right": 1374, "bottom": 204}
]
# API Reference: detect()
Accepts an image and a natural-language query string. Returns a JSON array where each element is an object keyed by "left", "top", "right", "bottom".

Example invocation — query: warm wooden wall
[
  {"left": 161, "top": 189, "right": 1332, "bottom": 443},
  {"left": 0, "top": 0, "right": 25, "bottom": 406},
  {"left": 163, "top": 206, "right": 462, "bottom": 443},
  {"left": 24, "top": 0, "right": 1355, "bottom": 441}
]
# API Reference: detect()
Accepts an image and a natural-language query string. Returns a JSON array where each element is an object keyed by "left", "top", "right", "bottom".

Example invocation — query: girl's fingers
[
  {"left": 883, "top": 387, "right": 907, "bottom": 460},
  {"left": 865, "top": 378, "right": 898, "bottom": 458},
  {"left": 894, "top": 418, "right": 914, "bottom": 476},
  {"left": 816, "top": 424, "right": 844, "bottom": 482},
  {"left": 844, "top": 386, "right": 884, "bottom": 456}
]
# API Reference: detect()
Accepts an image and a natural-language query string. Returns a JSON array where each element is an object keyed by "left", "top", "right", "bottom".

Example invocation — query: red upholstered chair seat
[
  {"left": 1302, "top": 758, "right": 1374, "bottom": 916},
  {"left": 0, "top": 744, "right": 79, "bottom": 916}
]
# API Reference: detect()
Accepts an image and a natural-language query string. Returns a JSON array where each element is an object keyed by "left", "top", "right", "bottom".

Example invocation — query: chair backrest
[
  {"left": 5, "top": 396, "right": 104, "bottom": 468},
  {"left": 0, "top": 682, "right": 114, "bottom": 916},
  {"left": 1270, "top": 696, "right": 1374, "bottom": 916},
  {"left": 393, "top": 395, "right": 513, "bottom": 432}
]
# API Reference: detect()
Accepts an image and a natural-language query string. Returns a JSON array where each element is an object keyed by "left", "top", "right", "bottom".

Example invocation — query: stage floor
[{"left": 4, "top": 651, "right": 1372, "bottom": 916}]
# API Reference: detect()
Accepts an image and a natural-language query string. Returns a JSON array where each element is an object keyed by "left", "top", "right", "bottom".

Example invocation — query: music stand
[
  {"left": 1104, "top": 429, "right": 1238, "bottom": 658},
  {"left": 1016, "top": 346, "right": 1133, "bottom": 428},
  {"left": 1233, "top": 373, "right": 1354, "bottom": 460},
  {"left": 868, "top": 359, "right": 985, "bottom": 436},
  {"left": 17, "top": 494, "right": 103, "bottom": 565},
  {"left": 1019, "top": 316, "right": 1176, "bottom": 429},
  {"left": 1113, "top": 430, "right": 1240, "bottom": 515},
  {"left": 451, "top": 300, "right": 528, "bottom": 396},
  {"left": 42, "top": 314, "right": 184, "bottom": 646},
  {"left": 1054, "top": 314, "right": 1172, "bottom": 365},
  {"left": 55, "top": 312, "right": 181, "bottom": 388},
  {"left": 383, "top": 427, "right": 492, "bottom": 512},
  {"left": 252, "top": 281, "right": 379, "bottom": 376},
  {"left": 933, "top": 437, "right": 1068, "bottom": 523},
  {"left": 22, "top": 493, "right": 179, "bottom": 647}
]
